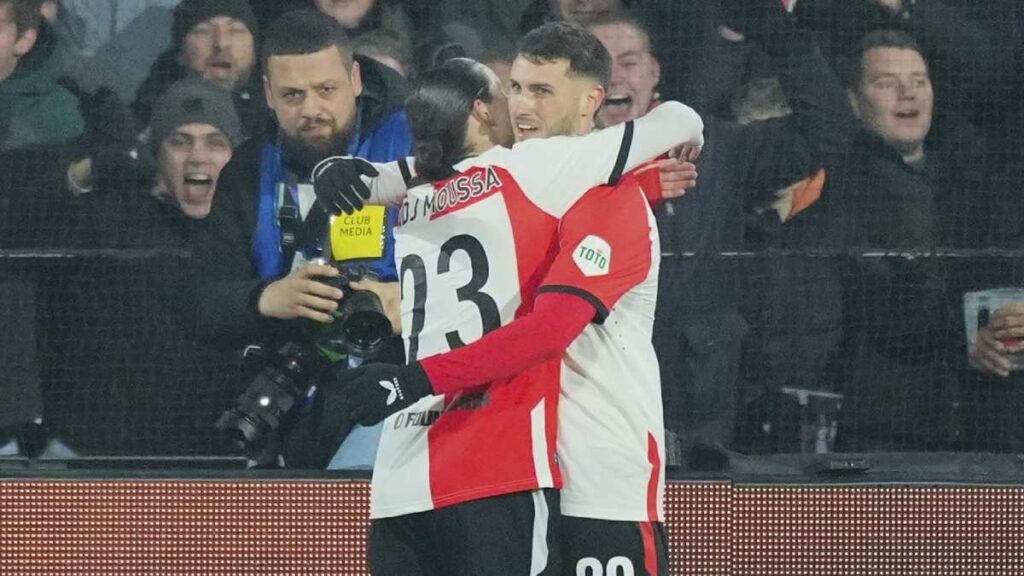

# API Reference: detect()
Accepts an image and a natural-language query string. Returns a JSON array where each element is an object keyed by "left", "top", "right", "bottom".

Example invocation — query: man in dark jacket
[
  {"left": 133, "top": 0, "right": 267, "bottom": 139},
  {"left": 0, "top": 0, "right": 131, "bottom": 454},
  {"left": 42, "top": 78, "right": 245, "bottom": 456},
  {"left": 818, "top": 29, "right": 990, "bottom": 452},
  {"left": 588, "top": 3, "right": 856, "bottom": 467},
  {"left": 0, "top": 77, "right": 244, "bottom": 457},
  {"left": 189, "top": 10, "right": 412, "bottom": 468}
]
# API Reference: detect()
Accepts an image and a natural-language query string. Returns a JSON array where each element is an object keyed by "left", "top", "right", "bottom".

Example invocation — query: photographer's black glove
[
  {"left": 312, "top": 156, "right": 379, "bottom": 215},
  {"left": 335, "top": 362, "right": 434, "bottom": 426}
]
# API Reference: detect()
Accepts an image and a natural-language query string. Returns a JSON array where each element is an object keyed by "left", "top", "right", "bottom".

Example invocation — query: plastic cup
[{"left": 964, "top": 288, "right": 1024, "bottom": 370}]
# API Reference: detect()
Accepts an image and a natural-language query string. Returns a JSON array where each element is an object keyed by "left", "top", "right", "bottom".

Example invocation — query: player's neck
[
  {"left": 577, "top": 116, "right": 595, "bottom": 136},
  {"left": 465, "top": 118, "right": 499, "bottom": 157}
]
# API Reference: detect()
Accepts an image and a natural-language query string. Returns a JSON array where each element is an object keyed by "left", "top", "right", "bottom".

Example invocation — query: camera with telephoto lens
[
  {"left": 318, "top": 265, "right": 393, "bottom": 358},
  {"left": 216, "top": 263, "right": 392, "bottom": 457}
]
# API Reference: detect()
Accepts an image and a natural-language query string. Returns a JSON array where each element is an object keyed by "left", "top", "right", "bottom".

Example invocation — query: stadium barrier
[{"left": 2, "top": 475, "right": 1022, "bottom": 575}]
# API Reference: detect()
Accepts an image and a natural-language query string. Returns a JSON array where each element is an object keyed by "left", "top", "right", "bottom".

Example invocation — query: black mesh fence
[{"left": 1, "top": 0, "right": 1023, "bottom": 467}]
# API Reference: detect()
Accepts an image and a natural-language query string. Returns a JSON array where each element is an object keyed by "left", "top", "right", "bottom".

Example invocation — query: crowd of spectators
[{"left": 0, "top": 0, "right": 1022, "bottom": 468}]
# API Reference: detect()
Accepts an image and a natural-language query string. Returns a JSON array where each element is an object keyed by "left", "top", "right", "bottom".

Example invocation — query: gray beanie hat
[{"left": 149, "top": 78, "right": 243, "bottom": 151}]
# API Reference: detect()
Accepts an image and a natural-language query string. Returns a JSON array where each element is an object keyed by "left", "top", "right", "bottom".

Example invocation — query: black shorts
[
  {"left": 369, "top": 488, "right": 561, "bottom": 576},
  {"left": 561, "top": 517, "right": 669, "bottom": 576}
]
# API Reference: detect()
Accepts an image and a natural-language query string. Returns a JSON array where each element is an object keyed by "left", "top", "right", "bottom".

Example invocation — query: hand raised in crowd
[
  {"left": 972, "top": 303, "right": 1024, "bottom": 378},
  {"left": 67, "top": 145, "right": 157, "bottom": 195},
  {"left": 257, "top": 263, "right": 345, "bottom": 323},
  {"left": 312, "top": 156, "right": 379, "bottom": 215}
]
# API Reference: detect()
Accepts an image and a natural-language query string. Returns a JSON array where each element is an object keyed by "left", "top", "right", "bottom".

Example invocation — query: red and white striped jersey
[
  {"left": 551, "top": 177, "right": 665, "bottom": 523},
  {"left": 366, "top": 102, "right": 703, "bottom": 519}
]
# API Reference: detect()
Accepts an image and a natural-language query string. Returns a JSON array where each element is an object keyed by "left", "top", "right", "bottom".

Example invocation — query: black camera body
[
  {"left": 216, "top": 340, "right": 332, "bottom": 452},
  {"left": 216, "top": 263, "right": 393, "bottom": 458},
  {"left": 317, "top": 264, "right": 393, "bottom": 358}
]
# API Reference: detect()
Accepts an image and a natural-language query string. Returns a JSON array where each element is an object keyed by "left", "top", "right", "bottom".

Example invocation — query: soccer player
[
  {"left": 316, "top": 55, "right": 703, "bottom": 575},
  {"left": 505, "top": 22, "right": 681, "bottom": 575}
]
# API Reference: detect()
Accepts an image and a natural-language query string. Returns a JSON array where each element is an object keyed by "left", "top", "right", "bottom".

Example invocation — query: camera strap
[
  {"left": 277, "top": 183, "right": 300, "bottom": 270},
  {"left": 278, "top": 178, "right": 334, "bottom": 270}
]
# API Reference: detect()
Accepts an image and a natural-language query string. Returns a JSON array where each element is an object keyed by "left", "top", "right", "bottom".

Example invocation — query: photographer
[{"left": 189, "top": 9, "right": 411, "bottom": 467}]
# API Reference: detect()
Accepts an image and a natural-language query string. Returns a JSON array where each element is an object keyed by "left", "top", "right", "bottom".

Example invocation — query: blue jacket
[
  {"left": 252, "top": 108, "right": 412, "bottom": 283},
  {"left": 191, "top": 57, "right": 412, "bottom": 347}
]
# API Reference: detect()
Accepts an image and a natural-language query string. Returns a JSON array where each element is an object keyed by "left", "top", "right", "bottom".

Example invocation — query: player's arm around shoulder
[
  {"left": 631, "top": 143, "right": 701, "bottom": 205},
  {"left": 503, "top": 103, "right": 703, "bottom": 225},
  {"left": 311, "top": 156, "right": 416, "bottom": 214}
]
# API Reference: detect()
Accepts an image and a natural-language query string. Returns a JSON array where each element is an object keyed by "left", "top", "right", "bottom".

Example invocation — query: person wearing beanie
[
  {"left": 149, "top": 77, "right": 242, "bottom": 219},
  {"left": 66, "top": 77, "right": 243, "bottom": 217},
  {"left": 171, "top": 0, "right": 258, "bottom": 93},
  {"left": 132, "top": 0, "right": 266, "bottom": 139},
  {"left": 36, "top": 80, "right": 246, "bottom": 459},
  {"left": 171, "top": 0, "right": 258, "bottom": 51}
]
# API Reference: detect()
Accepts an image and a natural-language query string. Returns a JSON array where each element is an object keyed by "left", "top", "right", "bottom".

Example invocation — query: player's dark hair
[
  {"left": 516, "top": 21, "right": 611, "bottom": 89},
  {"left": 261, "top": 9, "right": 354, "bottom": 75},
  {"left": 843, "top": 29, "right": 926, "bottom": 88},
  {"left": 406, "top": 58, "right": 496, "bottom": 182},
  {"left": 1, "top": 0, "right": 43, "bottom": 35}
]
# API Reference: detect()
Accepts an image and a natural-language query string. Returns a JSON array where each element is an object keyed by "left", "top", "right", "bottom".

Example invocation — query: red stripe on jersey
[
  {"left": 630, "top": 158, "right": 667, "bottom": 209},
  {"left": 538, "top": 175, "right": 653, "bottom": 316},
  {"left": 495, "top": 166, "right": 563, "bottom": 489},
  {"left": 646, "top": 432, "right": 661, "bottom": 522},
  {"left": 493, "top": 166, "right": 561, "bottom": 320},
  {"left": 428, "top": 363, "right": 562, "bottom": 509},
  {"left": 425, "top": 168, "right": 564, "bottom": 509},
  {"left": 429, "top": 165, "right": 505, "bottom": 220},
  {"left": 639, "top": 521, "right": 659, "bottom": 576}
]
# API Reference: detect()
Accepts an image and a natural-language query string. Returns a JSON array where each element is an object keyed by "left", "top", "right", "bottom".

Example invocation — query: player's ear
[
  {"left": 847, "top": 88, "right": 862, "bottom": 120},
  {"left": 263, "top": 74, "right": 274, "bottom": 108},
  {"left": 582, "top": 84, "right": 606, "bottom": 119},
  {"left": 13, "top": 26, "right": 38, "bottom": 57},
  {"left": 349, "top": 60, "right": 364, "bottom": 98},
  {"left": 471, "top": 99, "right": 494, "bottom": 126}
]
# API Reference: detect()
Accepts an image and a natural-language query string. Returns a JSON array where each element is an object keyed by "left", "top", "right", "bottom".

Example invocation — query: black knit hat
[
  {"left": 172, "top": 0, "right": 259, "bottom": 48},
  {"left": 149, "top": 78, "right": 243, "bottom": 151}
]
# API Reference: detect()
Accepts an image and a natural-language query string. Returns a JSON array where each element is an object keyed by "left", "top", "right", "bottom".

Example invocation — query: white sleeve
[
  {"left": 509, "top": 101, "right": 704, "bottom": 217},
  {"left": 365, "top": 157, "right": 417, "bottom": 208}
]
